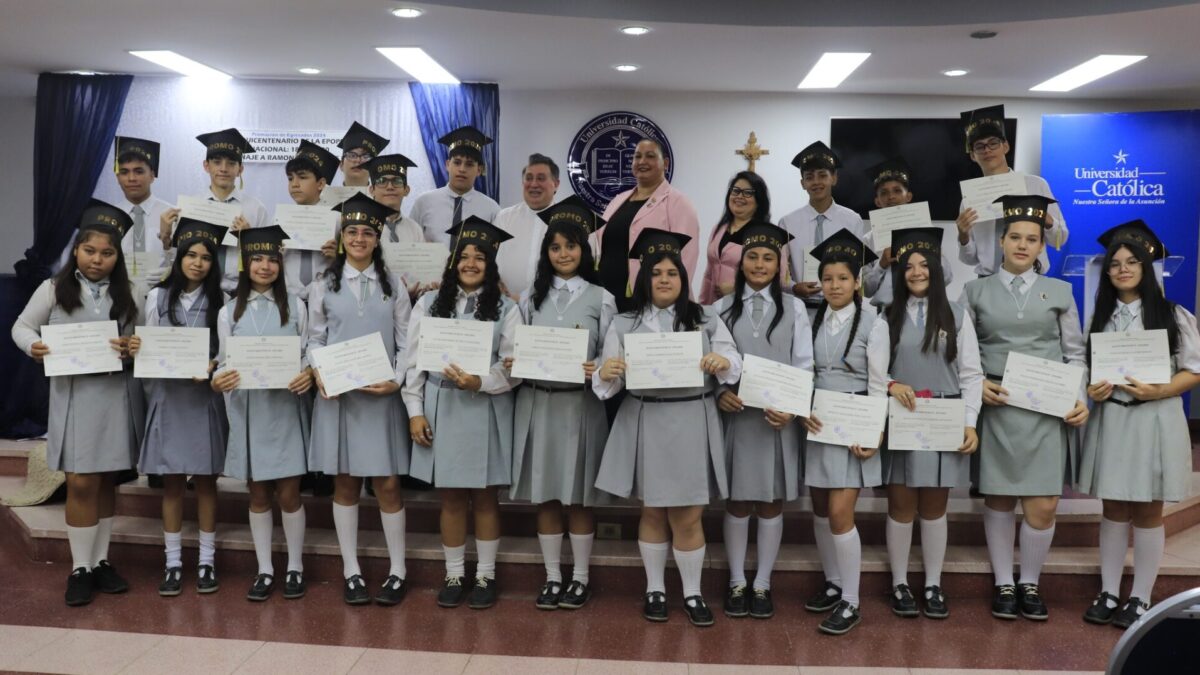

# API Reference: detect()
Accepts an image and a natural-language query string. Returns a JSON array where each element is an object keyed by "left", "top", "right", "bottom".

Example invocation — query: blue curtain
[{"left": 408, "top": 83, "right": 500, "bottom": 201}]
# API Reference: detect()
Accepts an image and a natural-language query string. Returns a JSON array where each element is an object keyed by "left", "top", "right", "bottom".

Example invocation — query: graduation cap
[
  {"left": 993, "top": 194, "right": 1055, "bottom": 229},
  {"left": 1097, "top": 219, "right": 1168, "bottom": 260},
  {"left": 235, "top": 224, "right": 288, "bottom": 270},
  {"left": 628, "top": 228, "right": 692, "bottom": 261},
  {"left": 290, "top": 140, "right": 338, "bottom": 184},
  {"left": 728, "top": 220, "right": 793, "bottom": 254},
  {"left": 115, "top": 136, "right": 160, "bottom": 175},
  {"left": 791, "top": 141, "right": 840, "bottom": 172},
  {"left": 867, "top": 156, "right": 912, "bottom": 188},
  {"left": 363, "top": 154, "right": 418, "bottom": 185},
  {"left": 537, "top": 195, "right": 605, "bottom": 236},
  {"left": 439, "top": 126, "right": 492, "bottom": 165},
  {"left": 334, "top": 192, "right": 397, "bottom": 236},
  {"left": 811, "top": 227, "right": 877, "bottom": 274},
  {"left": 960, "top": 105, "right": 1007, "bottom": 152},
  {"left": 446, "top": 216, "right": 513, "bottom": 264},
  {"left": 171, "top": 217, "right": 229, "bottom": 251},
  {"left": 196, "top": 128, "right": 254, "bottom": 161},
  {"left": 79, "top": 198, "right": 133, "bottom": 238},
  {"left": 338, "top": 121, "right": 389, "bottom": 158},
  {"left": 892, "top": 227, "right": 943, "bottom": 263}
]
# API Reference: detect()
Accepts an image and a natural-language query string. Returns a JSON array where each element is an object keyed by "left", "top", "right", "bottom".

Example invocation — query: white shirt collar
[
  {"left": 180, "top": 285, "right": 204, "bottom": 304},
  {"left": 741, "top": 285, "right": 774, "bottom": 304},
  {"left": 996, "top": 265, "right": 1038, "bottom": 290},
  {"left": 74, "top": 269, "right": 110, "bottom": 288},
  {"left": 116, "top": 194, "right": 152, "bottom": 213},
  {"left": 906, "top": 295, "right": 928, "bottom": 310},
  {"left": 552, "top": 275, "right": 585, "bottom": 293},
  {"left": 826, "top": 303, "right": 856, "bottom": 329},
  {"left": 647, "top": 304, "right": 676, "bottom": 319},
  {"left": 802, "top": 200, "right": 839, "bottom": 221},
  {"left": 208, "top": 187, "right": 242, "bottom": 203},
  {"left": 446, "top": 186, "right": 475, "bottom": 201},
  {"left": 1115, "top": 298, "right": 1143, "bottom": 316},
  {"left": 456, "top": 285, "right": 480, "bottom": 300},
  {"left": 343, "top": 263, "right": 378, "bottom": 282}
]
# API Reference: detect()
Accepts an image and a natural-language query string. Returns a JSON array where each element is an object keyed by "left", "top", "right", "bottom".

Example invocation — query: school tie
[
  {"left": 451, "top": 196, "right": 463, "bottom": 229},
  {"left": 557, "top": 285, "right": 572, "bottom": 308},
  {"left": 130, "top": 205, "right": 146, "bottom": 253},
  {"left": 751, "top": 293, "right": 764, "bottom": 323},
  {"left": 916, "top": 300, "right": 926, "bottom": 331},
  {"left": 1010, "top": 275, "right": 1025, "bottom": 293},
  {"left": 387, "top": 218, "right": 400, "bottom": 243},
  {"left": 657, "top": 309, "right": 672, "bottom": 332},
  {"left": 814, "top": 213, "right": 827, "bottom": 245},
  {"left": 1115, "top": 305, "right": 1134, "bottom": 331},
  {"left": 462, "top": 293, "right": 477, "bottom": 317}
]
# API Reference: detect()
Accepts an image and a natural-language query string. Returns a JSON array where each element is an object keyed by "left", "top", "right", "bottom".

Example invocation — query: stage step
[{"left": 0, "top": 440, "right": 36, "bottom": 477}]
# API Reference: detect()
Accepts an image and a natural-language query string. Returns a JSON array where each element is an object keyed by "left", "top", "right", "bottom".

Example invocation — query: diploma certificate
[
  {"left": 309, "top": 332, "right": 397, "bottom": 397},
  {"left": 382, "top": 242, "right": 450, "bottom": 285},
  {"left": 887, "top": 398, "right": 966, "bottom": 451},
  {"left": 738, "top": 354, "right": 813, "bottom": 417},
  {"left": 511, "top": 325, "right": 590, "bottom": 384},
  {"left": 808, "top": 390, "right": 887, "bottom": 448},
  {"left": 959, "top": 173, "right": 1026, "bottom": 221},
  {"left": 624, "top": 331, "right": 704, "bottom": 390},
  {"left": 416, "top": 317, "right": 494, "bottom": 377},
  {"left": 318, "top": 185, "right": 369, "bottom": 207},
  {"left": 801, "top": 246, "right": 822, "bottom": 283},
  {"left": 134, "top": 326, "right": 210, "bottom": 380},
  {"left": 868, "top": 202, "right": 933, "bottom": 251},
  {"left": 41, "top": 321, "right": 122, "bottom": 377},
  {"left": 177, "top": 195, "right": 241, "bottom": 246},
  {"left": 1001, "top": 352, "right": 1085, "bottom": 418},
  {"left": 1090, "top": 329, "right": 1172, "bottom": 385},
  {"left": 226, "top": 336, "right": 302, "bottom": 390},
  {"left": 275, "top": 204, "right": 338, "bottom": 252}
]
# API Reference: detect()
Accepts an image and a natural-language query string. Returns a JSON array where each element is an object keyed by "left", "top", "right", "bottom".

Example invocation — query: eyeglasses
[
  {"left": 971, "top": 139, "right": 1004, "bottom": 154},
  {"left": 343, "top": 151, "right": 372, "bottom": 162},
  {"left": 1107, "top": 259, "right": 1142, "bottom": 273},
  {"left": 729, "top": 187, "right": 757, "bottom": 198},
  {"left": 374, "top": 177, "right": 406, "bottom": 187}
]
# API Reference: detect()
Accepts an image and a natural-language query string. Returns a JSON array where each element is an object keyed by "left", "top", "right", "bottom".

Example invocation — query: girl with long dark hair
[{"left": 699, "top": 171, "right": 782, "bottom": 304}]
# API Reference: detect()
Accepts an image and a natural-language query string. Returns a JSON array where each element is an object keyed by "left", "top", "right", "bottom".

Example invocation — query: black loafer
[
  {"left": 437, "top": 576, "right": 467, "bottom": 608},
  {"left": 890, "top": 583, "right": 919, "bottom": 618},
  {"left": 683, "top": 595, "right": 715, "bottom": 627},
  {"left": 1083, "top": 591, "right": 1121, "bottom": 625},
  {"left": 535, "top": 581, "right": 563, "bottom": 610},
  {"left": 91, "top": 560, "right": 129, "bottom": 594},
  {"left": 991, "top": 584, "right": 1018, "bottom": 620},
  {"left": 558, "top": 580, "right": 590, "bottom": 609},
  {"left": 818, "top": 601, "right": 861, "bottom": 635},
  {"left": 197, "top": 565, "right": 219, "bottom": 594},
  {"left": 282, "top": 571, "right": 305, "bottom": 599},
  {"left": 804, "top": 581, "right": 843, "bottom": 613},
  {"left": 749, "top": 588, "right": 775, "bottom": 619},
  {"left": 1018, "top": 583, "right": 1048, "bottom": 621},
  {"left": 923, "top": 585, "right": 949, "bottom": 619},
  {"left": 375, "top": 575, "right": 407, "bottom": 606},
  {"left": 1112, "top": 597, "right": 1149, "bottom": 629},
  {"left": 344, "top": 574, "right": 370, "bottom": 605},
  {"left": 467, "top": 576, "right": 497, "bottom": 609},
  {"left": 643, "top": 591, "right": 668, "bottom": 622},
  {"left": 158, "top": 567, "right": 183, "bottom": 597},
  {"left": 65, "top": 567, "right": 94, "bottom": 607},
  {"left": 246, "top": 573, "right": 274, "bottom": 602},
  {"left": 723, "top": 583, "right": 748, "bottom": 617}
]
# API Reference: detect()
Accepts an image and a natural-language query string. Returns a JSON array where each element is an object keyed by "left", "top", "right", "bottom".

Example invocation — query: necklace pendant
[
  {"left": 557, "top": 315, "right": 564, "bottom": 321},
  {"left": 752, "top": 331, "right": 760, "bottom": 338},
  {"left": 1017, "top": 311, "right": 1024, "bottom": 319}
]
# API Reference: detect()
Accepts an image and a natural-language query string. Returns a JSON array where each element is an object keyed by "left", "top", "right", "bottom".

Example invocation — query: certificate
[
  {"left": 309, "top": 332, "right": 397, "bottom": 397},
  {"left": 867, "top": 201, "right": 933, "bottom": 251},
  {"left": 41, "top": 321, "right": 122, "bottom": 377},
  {"left": 134, "top": 326, "right": 210, "bottom": 380},
  {"left": 801, "top": 246, "right": 822, "bottom": 282},
  {"left": 624, "top": 331, "right": 704, "bottom": 390},
  {"left": 125, "top": 251, "right": 162, "bottom": 281},
  {"left": 887, "top": 398, "right": 966, "bottom": 452},
  {"left": 511, "top": 325, "right": 590, "bottom": 384},
  {"left": 959, "top": 173, "right": 1025, "bottom": 221},
  {"left": 177, "top": 195, "right": 241, "bottom": 246},
  {"left": 225, "top": 335, "right": 302, "bottom": 390},
  {"left": 808, "top": 390, "right": 887, "bottom": 448},
  {"left": 738, "top": 353, "right": 813, "bottom": 417},
  {"left": 382, "top": 242, "right": 450, "bottom": 285},
  {"left": 416, "top": 317, "right": 494, "bottom": 377},
  {"left": 275, "top": 204, "right": 338, "bottom": 251},
  {"left": 1001, "top": 352, "right": 1085, "bottom": 418},
  {"left": 318, "top": 185, "right": 369, "bottom": 207},
  {"left": 1090, "top": 329, "right": 1172, "bottom": 385}
]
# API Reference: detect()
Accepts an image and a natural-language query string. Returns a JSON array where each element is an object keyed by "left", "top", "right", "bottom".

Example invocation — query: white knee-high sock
[
  {"left": 569, "top": 532, "right": 594, "bottom": 584},
  {"left": 1017, "top": 521, "right": 1055, "bottom": 585},
  {"left": 983, "top": 506, "right": 1016, "bottom": 586},
  {"left": 198, "top": 529, "right": 217, "bottom": 567},
  {"left": 332, "top": 503, "right": 361, "bottom": 578},
  {"left": 247, "top": 510, "right": 274, "bottom": 576},
  {"left": 538, "top": 533, "right": 563, "bottom": 583},
  {"left": 723, "top": 513, "right": 750, "bottom": 587},
  {"left": 1099, "top": 518, "right": 1130, "bottom": 596},
  {"left": 475, "top": 538, "right": 499, "bottom": 580},
  {"left": 920, "top": 515, "right": 948, "bottom": 589},
  {"left": 280, "top": 506, "right": 305, "bottom": 573},
  {"left": 832, "top": 528, "right": 862, "bottom": 608},
  {"left": 443, "top": 544, "right": 466, "bottom": 578},
  {"left": 164, "top": 531, "right": 182, "bottom": 569},
  {"left": 1130, "top": 525, "right": 1164, "bottom": 602},
  {"left": 673, "top": 546, "right": 706, "bottom": 598},
  {"left": 812, "top": 515, "right": 842, "bottom": 586},
  {"left": 91, "top": 517, "right": 114, "bottom": 565},
  {"left": 67, "top": 524, "right": 98, "bottom": 571},
  {"left": 381, "top": 509, "right": 407, "bottom": 579},
  {"left": 886, "top": 517, "right": 913, "bottom": 587},
  {"left": 754, "top": 514, "right": 783, "bottom": 591},
  {"left": 638, "top": 540, "right": 669, "bottom": 594}
]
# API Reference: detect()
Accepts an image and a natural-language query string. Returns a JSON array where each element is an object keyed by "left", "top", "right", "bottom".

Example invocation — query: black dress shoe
[
  {"left": 344, "top": 574, "right": 370, "bottom": 605},
  {"left": 683, "top": 595, "right": 715, "bottom": 627},
  {"left": 991, "top": 584, "right": 1018, "bottom": 620},
  {"left": 147, "top": 474, "right": 165, "bottom": 489},
  {"left": 890, "top": 583, "right": 919, "bottom": 618},
  {"left": 91, "top": 560, "right": 129, "bottom": 594},
  {"left": 65, "top": 567, "right": 94, "bottom": 607},
  {"left": 1018, "top": 583, "right": 1048, "bottom": 621},
  {"left": 197, "top": 565, "right": 219, "bottom": 594},
  {"left": 723, "top": 583, "right": 748, "bottom": 617},
  {"left": 643, "top": 591, "right": 668, "bottom": 622},
  {"left": 818, "top": 601, "right": 861, "bottom": 635},
  {"left": 1112, "top": 597, "right": 1149, "bottom": 629},
  {"left": 558, "top": 580, "right": 590, "bottom": 609},
  {"left": 437, "top": 576, "right": 467, "bottom": 608},
  {"left": 158, "top": 567, "right": 183, "bottom": 597},
  {"left": 282, "top": 571, "right": 305, "bottom": 599},
  {"left": 749, "top": 588, "right": 775, "bottom": 619},
  {"left": 375, "top": 575, "right": 407, "bottom": 606},
  {"left": 467, "top": 576, "right": 497, "bottom": 609},
  {"left": 246, "top": 573, "right": 274, "bottom": 602},
  {"left": 923, "top": 585, "right": 949, "bottom": 619},
  {"left": 535, "top": 581, "right": 563, "bottom": 610},
  {"left": 1083, "top": 591, "right": 1121, "bottom": 625},
  {"left": 804, "top": 581, "right": 843, "bottom": 612}
]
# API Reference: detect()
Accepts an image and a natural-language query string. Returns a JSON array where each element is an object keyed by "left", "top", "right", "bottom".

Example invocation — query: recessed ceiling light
[
  {"left": 942, "top": 69, "right": 969, "bottom": 77},
  {"left": 614, "top": 64, "right": 639, "bottom": 72},
  {"left": 970, "top": 30, "right": 997, "bottom": 39},
  {"left": 797, "top": 52, "right": 870, "bottom": 89},
  {"left": 376, "top": 47, "right": 459, "bottom": 84},
  {"left": 391, "top": 7, "right": 423, "bottom": 18},
  {"left": 620, "top": 26, "right": 651, "bottom": 36},
  {"left": 128, "top": 50, "right": 231, "bottom": 80},
  {"left": 298, "top": 67, "right": 321, "bottom": 75},
  {"left": 1030, "top": 54, "right": 1147, "bottom": 92}
]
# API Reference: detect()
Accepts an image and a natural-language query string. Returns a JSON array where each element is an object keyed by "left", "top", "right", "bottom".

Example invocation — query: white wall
[{"left": 0, "top": 95, "right": 36, "bottom": 273}]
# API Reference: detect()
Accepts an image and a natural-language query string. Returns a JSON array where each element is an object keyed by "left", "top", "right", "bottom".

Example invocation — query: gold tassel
[
  {"left": 239, "top": 175, "right": 244, "bottom": 191},
  {"left": 338, "top": 236, "right": 344, "bottom": 255}
]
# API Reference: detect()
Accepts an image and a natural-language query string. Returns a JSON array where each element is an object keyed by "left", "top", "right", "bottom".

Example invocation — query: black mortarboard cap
[
  {"left": 196, "top": 128, "right": 254, "bottom": 161},
  {"left": 1097, "top": 219, "right": 1168, "bottom": 260},
  {"left": 171, "top": 217, "right": 229, "bottom": 251},
  {"left": 810, "top": 227, "right": 878, "bottom": 272},
  {"left": 439, "top": 126, "right": 492, "bottom": 164},
  {"left": 445, "top": 215, "right": 513, "bottom": 259},
  {"left": 537, "top": 195, "right": 605, "bottom": 236},
  {"left": 363, "top": 153, "right": 418, "bottom": 185},
  {"left": 628, "top": 228, "right": 692, "bottom": 260},
  {"left": 235, "top": 224, "right": 288, "bottom": 260},
  {"left": 961, "top": 105, "right": 1007, "bottom": 152},
  {"left": 791, "top": 141, "right": 840, "bottom": 172},
  {"left": 338, "top": 121, "right": 389, "bottom": 157},
  {"left": 334, "top": 193, "right": 398, "bottom": 235},
  {"left": 79, "top": 198, "right": 132, "bottom": 237},
  {"left": 291, "top": 140, "right": 338, "bottom": 184},
  {"left": 728, "top": 220, "right": 793, "bottom": 253},
  {"left": 867, "top": 156, "right": 912, "bottom": 187},
  {"left": 993, "top": 194, "right": 1056, "bottom": 229},
  {"left": 115, "top": 136, "right": 160, "bottom": 175},
  {"left": 891, "top": 226, "right": 943, "bottom": 263}
]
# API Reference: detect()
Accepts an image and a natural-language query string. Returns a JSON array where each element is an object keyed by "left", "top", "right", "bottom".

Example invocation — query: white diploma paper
[
  {"left": 318, "top": 185, "right": 369, "bottom": 207},
  {"left": 738, "top": 354, "right": 813, "bottom": 417},
  {"left": 624, "top": 331, "right": 704, "bottom": 390},
  {"left": 275, "top": 204, "right": 338, "bottom": 252},
  {"left": 134, "top": 326, "right": 210, "bottom": 380},
  {"left": 887, "top": 398, "right": 966, "bottom": 452},
  {"left": 1089, "top": 329, "right": 1172, "bottom": 385},
  {"left": 124, "top": 251, "right": 162, "bottom": 281},
  {"left": 808, "top": 390, "right": 888, "bottom": 448},
  {"left": 1001, "top": 352, "right": 1085, "bottom": 418},
  {"left": 868, "top": 202, "right": 933, "bottom": 251},
  {"left": 801, "top": 246, "right": 822, "bottom": 282},
  {"left": 382, "top": 242, "right": 450, "bottom": 285},
  {"left": 959, "top": 173, "right": 1026, "bottom": 221},
  {"left": 225, "top": 335, "right": 302, "bottom": 390},
  {"left": 177, "top": 195, "right": 241, "bottom": 246},
  {"left": 511, "top": 325, "right": 590, "bottom": 384},
  {"left": 309, "top": 332, "right": 397, "bottom": 397},
  {"left": 41, "top": 321, "right": 122, "bottom": 377},
  {"left": 416, "top": 317, "right": 494, "bottom": 377}
]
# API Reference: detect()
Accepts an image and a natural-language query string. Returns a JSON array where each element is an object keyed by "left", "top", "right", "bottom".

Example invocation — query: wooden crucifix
[{"left": 735, "top": 131, "right": 769, "bottom": 172}]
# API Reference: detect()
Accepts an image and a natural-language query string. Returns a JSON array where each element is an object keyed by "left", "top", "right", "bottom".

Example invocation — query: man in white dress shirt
[
  {"left": 107, "top": 136, "right": 171, "bottom": 295},
  {"left": 493, "top": 153, "right": 560, "bottom": 299},
  {"left": 364, "top": 154, "right": 423, "bottom": 244},
  {"left": 281, "top": 140, "right": 340, "bottom": 299},
  {"left": 409, "top": 126, "right": 500, "bottom": 245}
]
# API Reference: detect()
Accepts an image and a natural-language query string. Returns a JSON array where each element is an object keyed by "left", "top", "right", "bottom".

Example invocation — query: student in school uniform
[
  {"left": 112, "top": 136, "right": 173, "bottom": 295},
  {"left": 801, "top": 228, "right": 882, "bottom": 635},
  {"left": 12, "top": 199, "right": 143, "bottom": 606},
  {"left": 210, "top": 225, "right": 314, "bottom": 603},
  {"left": 865, "top": 227, "right": 982, "bottom": 619},
  {"left": 281, "top": 140, "right": 340, "bottom": 300},
  {"left": 712, "top": 221, "right": 811, "bottom": 620},
  {"left": 506, "top": 195, "right": 615, "bottom": 611},
  {"left": 337, "top": 121, "right": 389, "bottom": 187},
  {"left": 307, "top": 193, "right": 414, "bottom": 606},
  {"left": 961, "top": 195, "right": 1088, "bottom": 622},
  {"left": 409, "top": 127, "right": 501, "bottom": 245},
  {"left": 1079, "top": 220, "right": 1200, "bottom": 628},
  {"left": 126, "top": 218, "right": 229, "bottom": 596},
  {"left": 363, "top": 153, "right": 427, "bottom": 298},
  {"left": 403, "top": 217, "right": 519, "bottom": 610},
  {"left": 594, "top": 228, "right": 743, "bottom": 627}
]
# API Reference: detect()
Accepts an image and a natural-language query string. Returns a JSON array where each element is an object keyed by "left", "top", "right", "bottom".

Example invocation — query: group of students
[{"left": 10, "top": 108, "right": 1196, "bottom": 639}]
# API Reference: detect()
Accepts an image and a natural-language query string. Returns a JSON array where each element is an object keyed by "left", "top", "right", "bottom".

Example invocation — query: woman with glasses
[{"left": 699, "top": 172, "right": 781, "bottom": 304}]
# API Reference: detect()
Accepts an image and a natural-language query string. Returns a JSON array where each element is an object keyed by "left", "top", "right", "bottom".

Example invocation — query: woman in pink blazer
[
  {"left": 699, "top": 171, "right": 784, "bottom": 304},
  {"left": 595, "top": 139, "right": 700, "bottom": 312}
]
